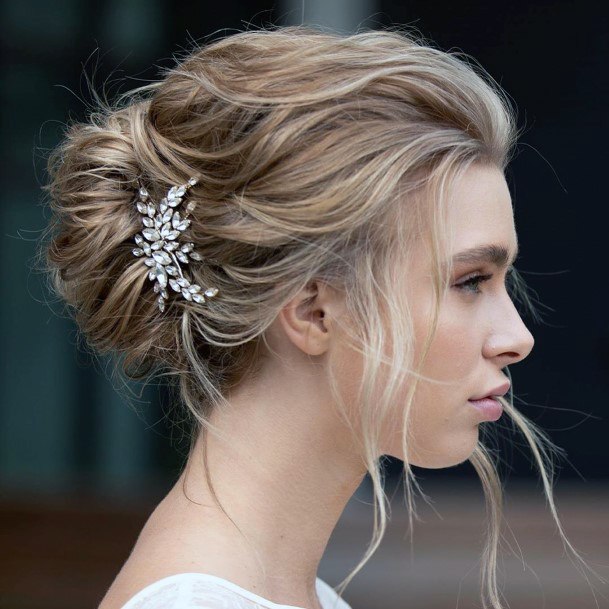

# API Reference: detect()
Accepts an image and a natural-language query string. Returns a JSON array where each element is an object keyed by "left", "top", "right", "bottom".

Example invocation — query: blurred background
[{"left": 1, "top": 1, "right": 608, "bottom": 608}]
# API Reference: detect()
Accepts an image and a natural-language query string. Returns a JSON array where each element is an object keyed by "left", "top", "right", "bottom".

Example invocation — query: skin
[
  {"left": 381, "top": 162, "right": 534, "bottom": 466},
  {"left": 100, "top": 162, "right": 534, "bottom": 609}
]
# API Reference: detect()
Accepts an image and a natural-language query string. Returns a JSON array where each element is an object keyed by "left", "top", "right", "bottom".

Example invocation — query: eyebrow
[{"left": 451, "top": 244, "right": 519, "bottom": 268}]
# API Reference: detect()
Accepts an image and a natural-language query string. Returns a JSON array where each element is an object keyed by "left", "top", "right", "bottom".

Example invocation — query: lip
[
  {"left": 469, "top": 380, "right": 511, "bottom": 401},
  {"left": 468, "top": 396, "right": 503, "bottom": 421}
]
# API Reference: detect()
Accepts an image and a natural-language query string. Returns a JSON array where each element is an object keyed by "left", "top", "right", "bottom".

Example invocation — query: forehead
[{"left": 447, "top": 164, "right": 516, "bottom": 253}]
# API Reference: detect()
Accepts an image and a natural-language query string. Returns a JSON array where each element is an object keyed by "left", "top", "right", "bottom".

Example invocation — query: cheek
[
  {"left": 387, "top": 309, "right": 483, "bottom": 468},
  {"left": 421, "top": 315, "right": 478, "bottom": 380}
]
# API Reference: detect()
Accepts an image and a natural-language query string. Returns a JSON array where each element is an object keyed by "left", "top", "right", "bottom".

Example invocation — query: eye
[
  {"left": 454, "top": 267, "right": 515, "bottom": 295},
  {"left": 454, "top": 273, "right": 493, "bottom": 294}
]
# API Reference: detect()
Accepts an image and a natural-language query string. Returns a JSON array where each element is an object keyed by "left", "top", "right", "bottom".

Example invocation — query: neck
[{"left": 149, "top": 370, "right": 366, "bottom": 608}]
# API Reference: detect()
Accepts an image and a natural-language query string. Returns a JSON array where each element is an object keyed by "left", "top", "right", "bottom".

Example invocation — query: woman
[{"left": 41, "top": 26, "right": 594, "bottom": 609}]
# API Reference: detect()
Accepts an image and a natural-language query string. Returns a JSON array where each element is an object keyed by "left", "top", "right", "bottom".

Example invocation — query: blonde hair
[{"left": 40, "top": 25, "right": 605, "bottom": 609}]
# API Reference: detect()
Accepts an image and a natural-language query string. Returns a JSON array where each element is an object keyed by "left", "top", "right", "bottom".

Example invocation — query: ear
[{"left": 277, "top": 280, "right": 343, "bottom": 356}]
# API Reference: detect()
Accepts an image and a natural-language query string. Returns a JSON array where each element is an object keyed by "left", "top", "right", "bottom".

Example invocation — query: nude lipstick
[{"left": 468, "top": 381, "right": 510, "bottom": 422}]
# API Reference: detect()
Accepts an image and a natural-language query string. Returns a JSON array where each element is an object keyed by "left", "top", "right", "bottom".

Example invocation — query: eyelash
[{"left": 454, "top": 268, "right": 514, "bottom": 294}]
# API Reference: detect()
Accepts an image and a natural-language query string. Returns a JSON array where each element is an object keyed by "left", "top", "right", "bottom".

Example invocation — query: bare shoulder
[
  {"left": 98, "top": 549, "right": 166, "bottom": 609},
  {"left": 97, "top": 498, "right": 242, "bottom": 609},
  {"left": 98, "top": 544, "right": 206, "bottom": 609}
]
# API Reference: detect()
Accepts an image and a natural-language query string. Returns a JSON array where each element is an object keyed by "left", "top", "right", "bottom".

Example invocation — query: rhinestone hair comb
[{"left": 131, "top": 177, "right": 219, "bottom": 312}]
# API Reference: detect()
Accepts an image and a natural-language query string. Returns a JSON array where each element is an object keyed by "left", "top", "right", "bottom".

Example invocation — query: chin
[
  {"left": 409, "top": 452, "right": 473, "bottom": 469},
  {"left": 389, "top": 427, "right": 479, "bottom": 469}
]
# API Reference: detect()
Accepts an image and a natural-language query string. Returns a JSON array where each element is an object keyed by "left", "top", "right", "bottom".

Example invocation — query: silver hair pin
[{"left": 131, "top": 176, "right": 219, "bottom": 312}]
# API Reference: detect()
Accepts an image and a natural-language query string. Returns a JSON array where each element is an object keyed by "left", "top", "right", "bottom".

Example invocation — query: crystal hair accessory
[{"left": 131, "top": 176, "right": 219, "bottom": 312}]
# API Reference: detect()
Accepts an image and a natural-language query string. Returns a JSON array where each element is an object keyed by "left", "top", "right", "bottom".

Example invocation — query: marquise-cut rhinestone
[
  {"left": 142, "top": 217, "right": 154, "bottom": 228},
  {"left": 192, "top": 293, "right": 205, "bottom": 303},
  {"left": 136, "top": 202, "right": 147, "bottom": 214},
  {"left": 153, "top": 251, "right": 172, "bottom": 265},
  {"left": 152, "top": 250, "right": 171, "bottom": 264},
  {"left": 204, "top": 287, "right": 219, "bottom": 298},
  {"left": 142, "top": 228, "right": 160, "bottom": 241},
  {"left": 144, "top": 257, "right": 155, "bottom": 267},
  {"left": 176, "top": 251, "right": 188, "bottom": 263},
  {"left": 169, "top": 279, "right": 181, "bottom": 292},
  {"left": 154, "top": 264, "right": 168, "bottom": 288},
  {"left": 139, "top": 187, "right": 149, "bottom": 198},
  {"left": 153, "top": 284, "right": 168, "bottom": 299},
  {"left": 189, "top": 251, "right": 202, "bottom": 261},
  {"left": 132, "top": 248, "right": 144, "bottom": 257}
]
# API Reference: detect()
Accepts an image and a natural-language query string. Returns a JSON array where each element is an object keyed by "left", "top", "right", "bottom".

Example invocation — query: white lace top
[{"left": 119, "top": 572, "right": 353, "bottom": 609}]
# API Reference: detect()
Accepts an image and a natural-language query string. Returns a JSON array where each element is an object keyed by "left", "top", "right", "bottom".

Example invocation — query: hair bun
[{"left": 41, "top": 100, "right": 170, "bottom": 369}]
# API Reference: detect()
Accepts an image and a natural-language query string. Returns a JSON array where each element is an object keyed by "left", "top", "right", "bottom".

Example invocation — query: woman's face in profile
[{"left": 382, "top": 163, "right": 534, "bottom": 468}]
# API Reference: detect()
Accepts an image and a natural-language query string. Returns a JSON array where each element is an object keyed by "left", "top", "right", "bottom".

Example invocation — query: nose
[{"left": 483, "top": 294, "right": 535, "bottom": 367}]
